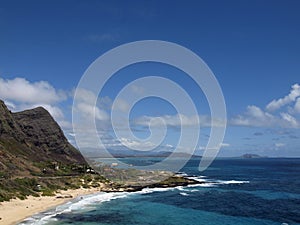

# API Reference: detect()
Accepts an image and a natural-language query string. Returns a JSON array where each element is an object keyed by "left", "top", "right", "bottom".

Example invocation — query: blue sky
[{"left": 0, "top": 0, "right": 299, "bottom": 157}]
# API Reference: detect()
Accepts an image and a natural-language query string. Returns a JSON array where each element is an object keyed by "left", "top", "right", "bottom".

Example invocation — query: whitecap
[
  {"left": 185, "top": 176, "right": 249, "bottom": 188},
  {"left": 188, "top": 183, "right": 218, "bottom": 188},
  {"left": 215, "top": 180, "right": 250, "bottom": 185},
  {"left": 186, "top": 176, "right": 208, "bottom": 183},
  {"left": 138, "top": 187, "right": 176, "bottom": 195},
  {"left": 179, "top": 192, "right": 189, "bottom": 196}
]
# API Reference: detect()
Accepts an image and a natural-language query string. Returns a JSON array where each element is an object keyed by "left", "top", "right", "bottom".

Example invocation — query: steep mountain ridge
[{"left": 0, "top": 100, "right": 86, "bottom": 177}]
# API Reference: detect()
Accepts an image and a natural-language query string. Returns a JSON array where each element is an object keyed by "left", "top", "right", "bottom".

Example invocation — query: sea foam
[{"left": 19, "top": 175, "right": 250, "bottom": 224}]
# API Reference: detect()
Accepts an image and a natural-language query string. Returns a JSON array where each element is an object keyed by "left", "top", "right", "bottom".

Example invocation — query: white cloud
[
  {"left": 231, "top": 105, "right": 276, "bottom": 127},
  {"left": 231, "top": 84, "right": 300, "bottom": 128},
  {"left": 220, "top": 143, "right": 230, "bottom": 147},
  {"left": 247, "top": 105, "right": 270, "bottom": 119},
  {"left": 135, "top": 114, "right": 198, "bottom": 127},
  {"left": 73, "top": 88, "right": 97, "bottom": 104},
  {"left": 118, "top": 137, "right": 156, "bottom": 149},
  {"left": 275, "top": 143, "right": 285, "bottom": 148},
  {"left": 76, "top": 102, "right": 108, "bottom": 121},
  {"left": 0, "top": 77, "right": 72, "bottom": 129},
  {"left": 112, "top": 98, "right": 130, "bottom": 113},
  {"left": 73, "top": 88, "right": 109, "bottom": 121},
  {"left": 134, "top": 113, "right": 225, "bottom": 128},
  {"left": 130, "top": 85, "right": 145, "bottom": 95},
  {"left": 72, "top": 89, "right": 112, "bottom": 148},
  {"left": 294, "top": 98, "right": 300, "bottom": 113},
  {"left": 69, "top": 129, "right": 108, "bottom": 149},
  {"left": 266, "top": 83, "right": 300, "bottom": 111},
  {"left": 165, "top": 144, "right": 174, "bottom": 148},
  {"left": 4, "top": 100, "right": 16, "bottom": 109},
  {"left": 231, "top": 106, "right": 299, "bottom": 128},
  {"left": 68, "top": 132, "right": 76, "bottom": 137},
  {"left": 280, "top": 112, "right": 299, "bottom": 128},
  {"left": 0, "top": 77, "right": 66, "bottom": 104},
  {"left": 199, "top": 142, "right": 230, "bottom": 150}
]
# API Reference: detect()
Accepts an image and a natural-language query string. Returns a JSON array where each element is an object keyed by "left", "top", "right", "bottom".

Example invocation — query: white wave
[
  {"left": 186, "top": 176, "right": 208, "bottom": 183},
  {"left": 138, "top": 187, "right": 175, "bottom": 195},
  {"left": 179, "top": 192, "right": 189, "bottom": 196},
  {"left": 188, "top": 183, "right": 217, "bottom": 188},
  {"left": 186, "top": 176, "right": 249, "bottom": 188},
  {"left": 19, "top": 176, "right": 250, "bottom": 224},
  {"left": 175, "top": 186, "right": 185, "bottom": 191},
  {"left": 216, "top": 180, "right": 250, "bottom": 185},
  {"left": 176, "top": 172, "right": 189, "bottom": 176},
  {"left": 68, "top": 192, "right": 129, "bottom": 210},
  {"left": 19, "top": 192, "right": 131, "bottom": 225}
]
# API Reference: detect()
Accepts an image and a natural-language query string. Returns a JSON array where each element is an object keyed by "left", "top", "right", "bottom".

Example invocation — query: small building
[{"left": 51, "top": 161, "right": 59, "bottom": 170}]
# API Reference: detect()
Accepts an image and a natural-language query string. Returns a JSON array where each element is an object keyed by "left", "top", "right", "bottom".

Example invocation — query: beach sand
[{"left": 0, "top": 187, "right": 102, "bottom": 225}]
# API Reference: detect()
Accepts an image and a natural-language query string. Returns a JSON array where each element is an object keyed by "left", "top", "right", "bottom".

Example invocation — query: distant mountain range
[
  {"left": 82, "top": 147, "right": 201, "bottom": 159},
  {"left": 0, "top": 100, "right": 87, "bottom": 178}
]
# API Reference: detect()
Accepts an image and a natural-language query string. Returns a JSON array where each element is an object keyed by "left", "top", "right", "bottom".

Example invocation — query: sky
[{"left": 0, "top": 0, "right": 300, "bottom": 157}]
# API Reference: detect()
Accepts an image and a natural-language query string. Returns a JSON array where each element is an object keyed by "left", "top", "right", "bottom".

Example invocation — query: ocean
[{"left": 19, "top": 158, "right": 300, "bottom": 225}]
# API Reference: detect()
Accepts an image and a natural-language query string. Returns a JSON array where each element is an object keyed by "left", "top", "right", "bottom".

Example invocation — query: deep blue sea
[{"left": 20, "top": 158, "right": 300, "bottom": 225}]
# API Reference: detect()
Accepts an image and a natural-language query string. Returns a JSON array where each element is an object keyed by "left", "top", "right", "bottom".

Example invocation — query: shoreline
[
  {"left": 0, "top": 187, "right": 102, "bottom": 225},
  {"left": 0, "top": 175, "right": 201, "bottom": 225}
]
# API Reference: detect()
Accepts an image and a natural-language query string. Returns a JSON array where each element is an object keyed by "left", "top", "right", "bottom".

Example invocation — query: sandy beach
[{"left": 0, "top": 187, "right": 102, "bottom": 225}]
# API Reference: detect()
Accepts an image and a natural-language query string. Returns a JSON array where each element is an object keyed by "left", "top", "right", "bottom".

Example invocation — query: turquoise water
[{"left": 20, "top": 158, "right": 300, "bottom": 225}]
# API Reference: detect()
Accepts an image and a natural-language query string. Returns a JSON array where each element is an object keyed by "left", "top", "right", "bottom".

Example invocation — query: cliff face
[{"left": 0, "top": 100, "right": 86, "bottom": 177}]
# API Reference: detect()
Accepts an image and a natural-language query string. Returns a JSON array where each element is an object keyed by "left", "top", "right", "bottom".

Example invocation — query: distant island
[{"left": 240, "top": 154, "right": 266, "bottom": 159}]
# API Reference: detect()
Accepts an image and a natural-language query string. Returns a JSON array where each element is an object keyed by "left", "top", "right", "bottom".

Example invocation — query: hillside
[
  {"left": 0, "top": 100, "right": 87, "bottom": 178},
  {"left": 0, "top": 100, "right": 105, "bottom": 201}
]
